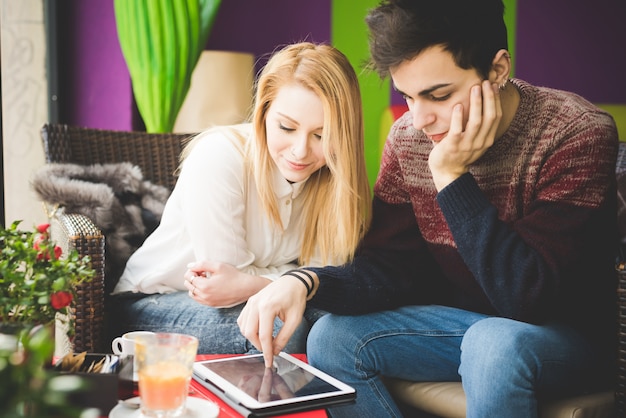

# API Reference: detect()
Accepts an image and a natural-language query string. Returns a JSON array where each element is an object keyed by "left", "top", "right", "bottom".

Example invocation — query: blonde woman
[{"left": 111, "top": 42, "right": 371, "bottom": 354}]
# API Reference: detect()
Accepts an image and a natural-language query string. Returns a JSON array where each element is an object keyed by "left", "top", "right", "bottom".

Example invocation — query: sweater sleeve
[
  {"left": 308, "top": 196, "right": 445, "bottom": 314},
  {"left": 437, "top": 111, "right": 618, "bottom": 323}
]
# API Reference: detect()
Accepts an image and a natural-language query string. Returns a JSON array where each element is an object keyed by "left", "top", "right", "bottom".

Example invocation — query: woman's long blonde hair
[
  {"left": 180, "top": 42, "right": 371, "bottom": 266},
  {"left": 252, "top": 42, "right": 371, "bottom": 265}
]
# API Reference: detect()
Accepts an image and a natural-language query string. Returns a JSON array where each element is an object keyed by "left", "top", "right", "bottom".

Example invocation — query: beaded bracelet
[{"left": 282, "top": 269, "right": 314, "bottom": 297}]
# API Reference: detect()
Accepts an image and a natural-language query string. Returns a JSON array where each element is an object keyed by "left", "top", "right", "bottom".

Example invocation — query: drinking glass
[{"left": 135, "top": 332, "right": 199, "bottom": 418}]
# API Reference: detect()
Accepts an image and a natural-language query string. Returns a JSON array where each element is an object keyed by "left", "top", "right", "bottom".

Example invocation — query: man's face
[{"left": 390, "top": 45, "right": 484, "bottom": 143}]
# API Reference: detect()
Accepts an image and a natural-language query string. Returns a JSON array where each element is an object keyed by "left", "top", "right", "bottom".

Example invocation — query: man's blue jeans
[
  {"left": 307, "top": 305, "right": 611, "bottom": 418},
  {"left": 109, "top": 291, "right": 326, "bottom": 354}
]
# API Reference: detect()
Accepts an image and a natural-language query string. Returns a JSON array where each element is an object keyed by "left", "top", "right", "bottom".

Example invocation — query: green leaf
[
  {"left": 114, "top": 0, "right": 222, "bottom": 133},
  {"left": 52, "top": 277, "right": 67, "bottom": 291}
]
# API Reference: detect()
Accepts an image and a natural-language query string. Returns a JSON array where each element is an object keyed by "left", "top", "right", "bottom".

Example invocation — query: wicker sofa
[
  {"left": 40, "top": 123, "right": 625, "bottom": 417},
  {"left": 40, "top": 123, "right": 192, "bottom": 353}
]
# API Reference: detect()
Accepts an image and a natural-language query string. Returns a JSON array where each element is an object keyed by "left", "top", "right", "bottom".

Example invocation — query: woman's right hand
[
  {"left": 238, "top": 275, "right": 310, "bottom": 367},
  {"left": 184, "top": 261, "right": 270, "bottom": 308}
]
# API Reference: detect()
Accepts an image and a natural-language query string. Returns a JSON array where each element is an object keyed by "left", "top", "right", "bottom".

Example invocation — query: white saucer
[{"left": 109, "top": 396, "right": 220, "bottom": 418}]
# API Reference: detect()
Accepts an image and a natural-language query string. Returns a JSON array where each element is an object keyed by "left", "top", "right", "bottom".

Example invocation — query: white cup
[
  {"left": 112, "top": 331, "right": 155, "bottom": 358},
  {"left": 112, "top": 331, "right": 155, "bottom": 382}
]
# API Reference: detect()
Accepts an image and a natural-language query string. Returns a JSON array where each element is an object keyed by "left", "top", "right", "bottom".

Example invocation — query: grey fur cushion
[{"left": 31, "top": 162, "right": 171, "bottom": 292}]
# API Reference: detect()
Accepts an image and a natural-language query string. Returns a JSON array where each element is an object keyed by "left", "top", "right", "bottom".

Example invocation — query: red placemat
[{"left": 190, "top": 354, "right": 328, "bottom": 418}]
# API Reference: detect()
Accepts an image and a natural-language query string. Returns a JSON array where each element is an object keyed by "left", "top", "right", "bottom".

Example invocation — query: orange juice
[
  {"left": 134, "top": 333, "right": 198, "bottom": 417},
  {"left": 139, "top": 361, "right": 190, "bottom": 410}
]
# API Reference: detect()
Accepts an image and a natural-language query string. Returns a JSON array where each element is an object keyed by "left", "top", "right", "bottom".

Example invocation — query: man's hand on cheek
[{"left": 429, "top": 81, "right": 502, "bottom": 191}]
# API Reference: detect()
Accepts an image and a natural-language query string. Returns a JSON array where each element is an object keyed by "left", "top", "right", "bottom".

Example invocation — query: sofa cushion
[
  {"left": 32, "top": 162, "right": 171, "bottom": 293},
  {"left": 386, "top": 379, "right": 615, "bottom": 418}
]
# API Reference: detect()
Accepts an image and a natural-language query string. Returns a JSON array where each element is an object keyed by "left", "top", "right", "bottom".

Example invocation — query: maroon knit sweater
[{"left": 309, "top": 79, "right": 618, "bottom": 348}]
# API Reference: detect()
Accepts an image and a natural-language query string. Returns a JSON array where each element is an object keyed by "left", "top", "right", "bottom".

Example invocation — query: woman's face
[
  {"left": 390, "top": 45, "right": 484, "bottom": 143},
  {"left": 265, "top": 83, "right": 326, "bottom": 183}
]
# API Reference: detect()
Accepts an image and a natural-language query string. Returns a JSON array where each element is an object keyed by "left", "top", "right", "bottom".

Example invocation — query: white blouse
[{"left": 113, "top": 124, "right": 320, "bottom": 297}]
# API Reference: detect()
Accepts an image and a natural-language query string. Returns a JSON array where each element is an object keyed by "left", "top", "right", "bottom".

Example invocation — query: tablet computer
[{"left": 192, "top": 352, "right": 356, "bottom": 417}]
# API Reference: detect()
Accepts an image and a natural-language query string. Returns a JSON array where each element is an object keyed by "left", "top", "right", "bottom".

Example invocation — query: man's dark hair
[{"left": 366, "top": 0, "right": 508, "bottom": 79}]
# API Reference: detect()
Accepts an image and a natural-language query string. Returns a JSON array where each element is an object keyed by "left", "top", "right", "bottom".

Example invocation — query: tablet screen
[
  {"left": 192, "top": 352, "right": 355, "bottom": 413},
  {"left": 197, "top": 355, "right": 338, "bottom": 402}
]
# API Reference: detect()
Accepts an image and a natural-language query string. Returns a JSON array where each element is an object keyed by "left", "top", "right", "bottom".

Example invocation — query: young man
[{"left": 237, "top": 0, "right": 619, "bottom": 416}]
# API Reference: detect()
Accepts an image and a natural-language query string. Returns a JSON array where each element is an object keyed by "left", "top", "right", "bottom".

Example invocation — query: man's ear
[{"left": 489, "top": 49, "right": 511, "bottom": 86}]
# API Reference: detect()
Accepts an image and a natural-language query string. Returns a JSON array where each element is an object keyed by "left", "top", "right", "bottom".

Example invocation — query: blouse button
[{"left": 285, "top": 199, "right": 291, "bottom": 205}]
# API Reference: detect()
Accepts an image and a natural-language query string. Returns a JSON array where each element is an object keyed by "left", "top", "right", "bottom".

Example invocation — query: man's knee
[
  {"left": 308, "top": 314, "right": 339, "bottom": 351},
  {"left": 307, "top": 314, "right": 358, "bottom": 365},
  {"left": 460, "top": 317, "right": 539, "bottom": 372}
]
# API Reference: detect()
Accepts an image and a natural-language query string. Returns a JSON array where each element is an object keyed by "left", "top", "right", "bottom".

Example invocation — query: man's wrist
[{"left": 282, "top": 269, "right": 317, "bottom": 298}]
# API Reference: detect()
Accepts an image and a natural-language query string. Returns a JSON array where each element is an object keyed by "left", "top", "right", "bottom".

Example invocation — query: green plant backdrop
[{"left": 114, "top": 0, "right": 222, "bottom": 133}]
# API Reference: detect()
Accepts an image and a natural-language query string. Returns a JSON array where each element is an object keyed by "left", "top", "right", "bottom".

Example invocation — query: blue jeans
[
  {"left": 109, "top": 291, "right": 327, "bottom": 354},
  {"left": 307, "top": 305, "right": 611, "bottom": 418}
]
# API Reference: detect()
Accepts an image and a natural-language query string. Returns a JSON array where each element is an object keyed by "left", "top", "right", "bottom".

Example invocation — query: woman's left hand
[{"left": 184, "top": 261, "right": 271, "bottom": 307}]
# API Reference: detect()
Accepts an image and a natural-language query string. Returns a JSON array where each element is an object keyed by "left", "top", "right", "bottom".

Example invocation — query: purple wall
[
  {"left": 206, "top": 0, "right": 331, "bottom": 75},
  {"left": 62, "top": 1, "right": 132, "bottom": 130},
  {"left": 516, "top": 0, "right": 626, "bottom": 103},
  {"left": 62, "top": 1, "right": 623, "bottom": 130},
  {"left": 62, "top": 0, "right": 331, "bottom": 131}
]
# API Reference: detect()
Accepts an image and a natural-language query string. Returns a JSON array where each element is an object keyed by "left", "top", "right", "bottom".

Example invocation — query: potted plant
[
  {"left": 0, "top": 325, "right": 91, "bottom": 418},
  {"left": 0, "top": 221, "right": 94, "bottom": 340}
]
